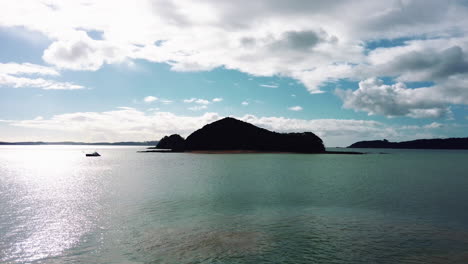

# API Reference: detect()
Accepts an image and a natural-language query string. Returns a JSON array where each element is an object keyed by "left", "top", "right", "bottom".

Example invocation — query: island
[
  {"left": 155, "top": 134, "right": 186, "bottom": 152},
  {"left": 141, "top": 117, "right": 362, "bottom": 154},
  {"left": 348, "top": 138, "right": 468, "bottom": 149}
]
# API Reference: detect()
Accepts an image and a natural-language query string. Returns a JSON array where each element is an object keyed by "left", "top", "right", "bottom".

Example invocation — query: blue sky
[{"left": 1, "top": 0, "right": 468, "bottom": 146}]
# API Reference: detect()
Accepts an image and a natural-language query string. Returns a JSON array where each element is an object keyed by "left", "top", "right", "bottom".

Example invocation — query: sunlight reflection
[{"left": 0, "top": 146, "right": 109, "bottom": 262}]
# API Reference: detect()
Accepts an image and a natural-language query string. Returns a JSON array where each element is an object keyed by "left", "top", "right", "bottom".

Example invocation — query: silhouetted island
[
  {"left": 142, "top": 117, "right": 361, "bottom": 154},
  {"left": 185, "top": 117, "right": 325, "bottom": 153},
  {"left": 348, "top": 138, "right": 468, "bottom": 149},
  {"left": 156, "top": 134, "right": 185, "bottom": 152}
]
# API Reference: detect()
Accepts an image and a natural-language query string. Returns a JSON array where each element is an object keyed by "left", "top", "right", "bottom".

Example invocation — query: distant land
[
  {"left": 348, "top": 138, "right": 468, "bottom": 149},
  {"left": 0, "top": 141, "right": 158, "bottom": 146},
  {"left": 146, "top": 117, "right": 361, "bottom": 154}
]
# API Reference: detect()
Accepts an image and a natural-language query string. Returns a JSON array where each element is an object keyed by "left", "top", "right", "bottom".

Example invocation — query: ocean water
[{"left": 1, "top": 146, "right": 468, "bottom": 263}]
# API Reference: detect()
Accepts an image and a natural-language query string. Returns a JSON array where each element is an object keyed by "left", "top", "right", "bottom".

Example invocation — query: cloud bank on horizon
[
  {"left": 0, "top": 108, "right": 449, "bottom": 147},
  {"left": 1, "top": 0, "right": 468, "bottom": 145}
]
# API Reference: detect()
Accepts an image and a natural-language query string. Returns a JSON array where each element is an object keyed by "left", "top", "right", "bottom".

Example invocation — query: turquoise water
[{"left": 1, "top": 146, "right": 468, "bottom": 263}]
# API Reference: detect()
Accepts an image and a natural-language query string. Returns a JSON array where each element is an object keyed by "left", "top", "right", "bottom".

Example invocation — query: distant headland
[
  {"left": 0, "top": 141, "right": 158, "bottom": 146},
  {"left": 145, "top": 117, "right": 361, "bottom": 154},
  {"left": 348, "top": 138, "right": 468, "bottom": 150}
]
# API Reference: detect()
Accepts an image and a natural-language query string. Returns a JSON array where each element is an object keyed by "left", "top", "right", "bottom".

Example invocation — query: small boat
[{"left": 86, "top": 152, "right": 101, "bottom": 157}]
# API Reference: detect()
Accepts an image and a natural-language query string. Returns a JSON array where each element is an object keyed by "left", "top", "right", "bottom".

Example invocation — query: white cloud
[
  {"left": 42, "top": 31, "right": 126, "bottom": 71},
  {"left": 195, "top": 99, "right": 210, "bottom": 105},
  {"left": 0, "top": 76, "right": 84, "bottom": 90},
  {"left": 183, "top": 98, "right": 210, "bottom": 104},
  {"left": 241, "top": 101, "right": 249, "bottom": 106},
  {"left": 329, "top": 37, "right": 468, "bottom": 118},
  {"left": 7, "top": 109, "right": 221, "bottom": 142},
  {"left": 0, "top": 62, "right": 84, "bottom": 90},
  {"left": 336, "top": 78, "right": 460, "bottom": 118},
  {"left": 188, "top": 105, "right": 208, "bottom": 111},
  {"left": 288, "top": 106, "right": 303, "bottom": 111},
  {"left": 424, "top": 122, "right": 443, "bottom": 129},
  {"left": 0, "top": 63, "right": 59, "bottom": 76},
  {"left": 1, "top": 0, "right": 466, "bottom": 95},
  {"left": 0, "top": 73, "right": 84, "bottom": 90},
  {"left": 354, "top": 38, "right": 468, "bottom": 87},
  {"left": 143, "top": 96, "right": 158, "bottom": 103},
  {"left": 1, "top": 0, "right": 468, "bottom": 115},
  {"left": 183, "top": 98, "right": 196, "bottom": 103},
  {"left": 4, "top": 109, "right": 453, "bottom": 146},
  {"left": 159, "top": 99, "right": 173, "bottom": 105},
  {"left": 212, "top": 97, "right": 223, "bottom": 102},
  {"left": 117, "top": 106, "right": 135, "bottom": 110},
  {"left": 260, "top": 84, "right": 279, "bottom": 88}
]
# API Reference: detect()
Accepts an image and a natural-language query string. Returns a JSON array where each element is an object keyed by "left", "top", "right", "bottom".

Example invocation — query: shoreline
[{"left": 138, "top": 149, "right": 364, "bottom": 154}]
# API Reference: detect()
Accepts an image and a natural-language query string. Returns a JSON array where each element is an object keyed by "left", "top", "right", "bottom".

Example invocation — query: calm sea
[{"left": 1, "top": 146, "right": 468, "bottom": 263}]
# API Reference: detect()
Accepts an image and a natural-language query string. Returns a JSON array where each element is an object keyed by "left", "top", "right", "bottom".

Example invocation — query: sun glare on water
[{"left": 0, "top": 146, "right": 109, "bottom": 262}]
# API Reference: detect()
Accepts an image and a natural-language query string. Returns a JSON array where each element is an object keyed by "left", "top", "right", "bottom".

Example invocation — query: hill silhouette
[
  {"left": 348, "top": 138, "right": 468, "bottom": 149},
  {"left": 156, "top": 134, "right": 185, "bottom": 151},
  {"left": 156, "top": 117, "right": 325, "bottom": 153}
]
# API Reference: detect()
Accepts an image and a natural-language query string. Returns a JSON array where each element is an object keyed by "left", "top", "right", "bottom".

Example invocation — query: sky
[{"left": 1, "top": 0, "right": 468, "bottom": 147}]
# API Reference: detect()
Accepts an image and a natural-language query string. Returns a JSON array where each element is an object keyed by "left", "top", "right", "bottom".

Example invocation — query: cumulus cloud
[
  {"left": 358, "top": 0, "right": 453, "bottom": 38},
  {"left": 329, "top": 37, "right": 468, "bottom": 117},
  {"left": 241, "top": 101, "right": 249, "bottom": 106},
  {"left": 1, "top": 0, "right": 468, "bottom": 114},
  {"left": 8, "top": 108, "right": 221, "bottom": 142},
  {"left": 194, "top": 99, "right": 210, "bottom": 105},
  {"left": 1, "top": 0, "right": 466, "bottom": 93},
  {"left": 144, "top": 96, "right": 158, "bottom": 103},
  {"left": 241, "top": 115, "right": 394, "bottom": 145},
  {"left": 212, "top": 97, "right": 223, "bottom": 102},
  {"left": 365, "top": 39, "right": 468, "bottom": 83},
  {"left": 271, "top": 30, "right": 332, "bottom": 51},
  {"left": 335, "top": 78, "right": 463, "bottom": 118},
  {"left": 42, "top": 31, "right": 126, "bottom": 71},
  {"left": 288, "top": 106, "right": 303, "bottom": 111},
  {"left": 0, "top": 62, "right": 84, "bottom": 90},
  {"left": 5, "top": 108, "right": 450, "bottom": 146},
  {"left": 183, "top": 98, "right": 196, "bottom": 103}
]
